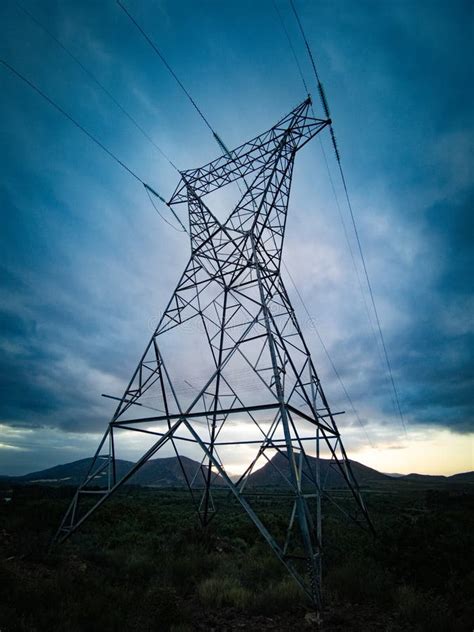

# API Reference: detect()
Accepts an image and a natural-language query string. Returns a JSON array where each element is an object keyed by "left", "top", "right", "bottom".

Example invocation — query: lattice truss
[{"left": 55, "top": 98, "right": 372, "bottom": 607}]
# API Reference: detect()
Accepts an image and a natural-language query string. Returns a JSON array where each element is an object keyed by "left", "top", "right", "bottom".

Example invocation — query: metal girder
[{"left": 53, "top": 97, "right": 372, "bottom": 613}]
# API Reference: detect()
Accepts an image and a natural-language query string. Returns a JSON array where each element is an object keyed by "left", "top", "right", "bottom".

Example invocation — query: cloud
[{"left": 0, "top": 0, "right": 472, "bottom": 475}]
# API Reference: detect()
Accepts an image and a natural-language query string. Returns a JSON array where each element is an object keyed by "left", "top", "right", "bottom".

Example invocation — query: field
[{"left": 0, "top": 482, "right": 473, "bottom": 631}]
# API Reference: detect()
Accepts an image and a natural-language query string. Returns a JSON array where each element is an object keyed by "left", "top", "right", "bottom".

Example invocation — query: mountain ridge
[
  {"left": 1, "top": 455, "right": 472, "bottom": 488},
  {"left": 0, "top": 455, "right": 226, "bottom": 488}
]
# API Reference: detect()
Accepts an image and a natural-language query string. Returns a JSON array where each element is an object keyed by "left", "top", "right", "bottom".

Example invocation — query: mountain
[
  {"left": 246, "top": 451, "right": 390, "bottom": 488},
  {"left": 0, "top": 456, "right": 225, "bottom": 488},
  {"left": 134, "top": 455, "right": 226, "bottom": 487},
  {"left": 399, "top": 473, "right": 448, "bottom": 483},
  {"left": 1, "top": 458, "right": 132, "bottom": 487},
  {"left": 245, "top": 453, "right": 474, "bottom": 488},
  {"left": 1, "top": 455, "right": 472, "bottom": 489},
  {"left": 448, "top": 471, "right": 474, "bottom": 482},
  {"left": 400, "top": 471, "right": 474, "bottom": 484}
]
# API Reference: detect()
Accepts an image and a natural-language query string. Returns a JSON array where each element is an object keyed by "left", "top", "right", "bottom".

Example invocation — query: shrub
[
  {"left": 325, "top": 557, "right": 393, "bottom": 606},
  {"left": 197, "top": 576, "right": 252, "bottom": 609},
  {"left": 124, "top": 550, "right": 157, "bottom": 582},
  {"left": 394, "top": 584, "right": 453, "bottom": 632},
  {"left": 139, "top": 583, "right": 181, "bottom": 630},
  {"left": 239, "top": 547, "right": 283, "bottom": 589},
  {"left": 252, "top": 577, "right": 307, "bottom": 614},
  {"left": 167, "top": 546, "right": 226, "bottom": 593}
]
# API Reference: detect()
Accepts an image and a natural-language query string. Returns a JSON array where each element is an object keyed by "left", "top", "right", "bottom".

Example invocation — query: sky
[{"left": 0, "top": 0, "right": 472, "bottom": 477}]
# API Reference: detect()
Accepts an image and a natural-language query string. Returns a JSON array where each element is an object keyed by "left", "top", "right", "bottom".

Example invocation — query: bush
[
  {"left": 394, "top": 585, "right": 453, "bottom": 632},
  {"left": 197, "top": 572, "right": 307, "bottom": 614},
  {"left": 197, "top": 576, "right": 252, "bottom": 609},
  {"left": 124, "top": 550, "right": 158, "bottom": 582},
  {"left": 252, "top": 577, "right": 308, "bottom": 614},
  {"left": 325, "top": 557, "right": 393, "bottom": 606},
  {"left": 164, "top": 548, "right": 218, "bottom": 594},
  {"left": 2, "top": 485, "right": 472, "bottom": 631},
  {"left": 239, "top": 547, "right": 283, "bottom": 588},
  {"left": 138, "top": 583, "right": 182, "bottom": 631}
]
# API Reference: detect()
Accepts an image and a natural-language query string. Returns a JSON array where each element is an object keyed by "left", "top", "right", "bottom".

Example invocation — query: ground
[{"left": 0, "top": 482, "right": 472, "bottom": 631}]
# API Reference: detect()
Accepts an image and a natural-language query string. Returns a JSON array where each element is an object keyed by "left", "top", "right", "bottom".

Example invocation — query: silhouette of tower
[{"left": 54, "top": 97, "right": 372, "bottom": 609}]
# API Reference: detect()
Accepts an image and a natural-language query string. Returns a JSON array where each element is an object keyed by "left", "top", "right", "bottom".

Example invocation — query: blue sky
[{"left": 0, "top": 0, "right": 472, "bottom": 476}]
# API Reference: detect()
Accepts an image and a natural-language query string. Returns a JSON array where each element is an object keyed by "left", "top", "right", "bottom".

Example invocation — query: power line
[
  {"left": 14, "top": 0, "right": 179, "bottom": 174},
  {"left": 289, "top": 1, "right": 322, "bottom": 84},
  {"left": 117, "top": 0, "right": 373, "bottom": 443},
  {"left": 272, "top": 0, "right": 309, "bottom": 96},
  {"left": 116, "top": 0, "right": 212, "bottom": 131},
  {"left": 317, "top": 135, "right": 389, "bottom": 378},
  {"left": 116, "top": 0, "right": 230, "bottom": 156},
  {"left": 283, "top": 262, "right": 374, "bottom": 448},
  {"left": 274, "top": 1, "right": 381, "bottom": 355},
  {"left": 0, "top": 57, "right": 184, "bottom": 232},
  {"left": 1, "top": 58, "right": 143, "bottom": 184},
  {"left": 273, "top": 1, "right": 383, "bottom": 443},
  {"left": 289, "top": 0, "right": 406, "bottom": 435},
  {"left": 338, "top": 164, "right": 406, "bottom": 432},
  {"left": 144, "top": 183, "right": 187, "bottom": 232},
  {"left": 116, "top": 0, "right": 379, "bottom": 442}
]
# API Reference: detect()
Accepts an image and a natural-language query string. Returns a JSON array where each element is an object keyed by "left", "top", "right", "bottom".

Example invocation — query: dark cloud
[
  {"left": 0, "top": 0, "right": 472, "bottom": 474},
  {"left": 431, "top": 193, "right": 474, "bottom": 297},
  {"left": 311, "top": 186, "right": 474, "bottom": 436}
]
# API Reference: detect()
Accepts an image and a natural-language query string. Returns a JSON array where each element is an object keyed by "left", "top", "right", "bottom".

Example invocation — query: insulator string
[{"left": 289, "top": 0, "right": 406, "bottom": 435}]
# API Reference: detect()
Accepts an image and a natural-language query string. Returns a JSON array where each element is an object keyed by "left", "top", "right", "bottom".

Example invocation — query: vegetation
[{"left": 0, "top": 483, "right": 472, "bottom": 631}]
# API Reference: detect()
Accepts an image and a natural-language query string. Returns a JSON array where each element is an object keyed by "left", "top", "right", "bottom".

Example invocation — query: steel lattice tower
[{"left": 54, "top": 97, "right": 372, "bottom": 609}]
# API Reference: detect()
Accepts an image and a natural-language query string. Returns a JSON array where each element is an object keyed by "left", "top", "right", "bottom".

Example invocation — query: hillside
[
  {"left": 246, "top": 451, "right": 390, "bottom": 488},
  {"left": 1, "top": 454, "right": 472, "bottom": 489},
  {"left": 0, "top": 456, "right": 225, "bottom": 488},
  {"left": 449, "top": 471, "right": 474, "bottom": 482},
  {"left": 400, "top": 471, "right": 474, "bottom": 484}
]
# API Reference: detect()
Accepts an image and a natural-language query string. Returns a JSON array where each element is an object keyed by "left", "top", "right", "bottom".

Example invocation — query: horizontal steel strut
[{"left": 53, "top": 98, "right": 373, "bottom": 612}]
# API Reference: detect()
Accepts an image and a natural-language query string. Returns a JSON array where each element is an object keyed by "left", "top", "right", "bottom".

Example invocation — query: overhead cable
[
  {"left": 317, "top": 136, "right": 389, "bottom": 378},
  {"left": 116, "top": 0, "right": 229, "bottom": 156},
  {"left": 116, "top": 0, "right": 377, "bottom": 445},
  {"left": 272, "top": 0, "right": 310, "bottom": 96},
  {"left": 339, "top": 165, "right": 406, "bottom": 433},
  {"left": 14, "top": 0, "right": 179, "bottom": 173},
  {"left": 0, "top": 57, "right": 184, "bottom": 231},
  {"left": 273, "top": 2, "right": 383, "bottom": 442},
  {"left": 283, "top": 262, "right": 374, "bottom": 448},
  {"left": 289, "top": 0, "right": 406, "bottom": 434},
  {"left": 117, "top": 0, "right": 372, "bottom": 442},
  {"left": 144, "top": 184, "right": 187, "bottom": 232}
]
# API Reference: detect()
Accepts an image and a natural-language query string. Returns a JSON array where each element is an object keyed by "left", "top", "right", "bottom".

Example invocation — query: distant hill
[
  {"left": 0, "top": 456, "right": 225, "bottom": 488},
  {"left": 400, "top": 473, "right": 448, "bottom": 483},
  {"left": 1, "top": 455, "right": 472, "bottom": 489},
  {"left": 135, "top": 455, "right": 226, "bottom": 487},
  {"left": 449, "top": 471, "right": 474, "bottom": 482},
  {"left": 401, "top": 471, "right": 474, "bottom": 484},
  {"left": 246, "top": 451, "right": 390, "bottom": 488}
]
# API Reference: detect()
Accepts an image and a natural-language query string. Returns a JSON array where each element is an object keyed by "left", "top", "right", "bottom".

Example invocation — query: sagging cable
[
  {"left": 144, "top": 184, "right": 188, "bottom": 233},
  {"left": 0, "top": 57, "right": 182, "bottom": 233}
]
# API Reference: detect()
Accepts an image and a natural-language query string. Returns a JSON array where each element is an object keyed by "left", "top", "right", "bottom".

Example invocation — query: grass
[
  {"left": 392, "top": 584, "right": 454, "bottom": 632},
  {"left": 325, "top": 556, "right": 393, "bottom": 605},
  {"left": 0, "top": 484, "right": 472, "bottom": 631},
  {"left": 198, "top": 576, "right": 252, "bottom": 609}
]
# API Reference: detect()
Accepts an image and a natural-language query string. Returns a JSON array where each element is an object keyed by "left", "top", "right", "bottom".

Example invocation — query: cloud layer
[{"left": 0, "top": 0, "right": 472, "bottom": 475}]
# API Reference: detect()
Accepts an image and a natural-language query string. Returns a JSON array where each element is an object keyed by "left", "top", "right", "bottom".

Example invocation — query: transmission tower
[{"left": 54, "top": 97, "right": 372, "bottom": 610}]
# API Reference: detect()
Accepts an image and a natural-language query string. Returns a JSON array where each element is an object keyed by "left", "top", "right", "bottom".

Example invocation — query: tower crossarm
[
  {"left": 52, "top": 91, "right": 374, "bottom": 612},
  {"left": 168, "top": 98, "right": 329, "bottom": 205}
]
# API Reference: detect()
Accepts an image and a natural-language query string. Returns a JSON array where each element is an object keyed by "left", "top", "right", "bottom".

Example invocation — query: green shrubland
[{"left": 0, "top": 485, "right": 472, "bottom": 630}]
